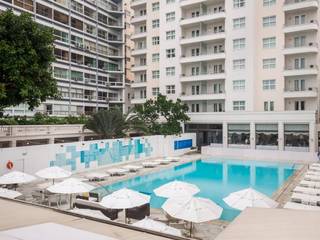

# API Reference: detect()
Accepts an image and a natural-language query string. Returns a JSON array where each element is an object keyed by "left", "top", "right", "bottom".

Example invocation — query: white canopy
[
  {"left": 223, "top": 188, "right": 278, "bottom": 211},
  {"left": 162, "top": 196, "right": 223, "bottom": 223},
  {"left": 154, "top": 180, "right": 200, "bottom": 198},
  {"left": 47, "top": 178, "right": 95, "bottom": 194},
  {"left": 100, "top": 188, "right": 150, "bottom": 209},
  {"left": 0, "top": 188, "right": 22, "bottom": 199},
  {"left": 132, "top": 217, "right": 181, "bottom": 236},
  {"left": 35, "top": 166, "right": 72, "bottom": 180},
  {"left": 0, "top": 171, "right": 36, "bottom": 185}
]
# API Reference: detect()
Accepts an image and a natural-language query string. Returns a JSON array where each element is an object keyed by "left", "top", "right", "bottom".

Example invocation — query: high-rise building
[
  {"left": 130, "top": 0, "right": 319, "bottom": 152},
  {"left": 1, "top": 0, "right": 125, "bottom": 116}
]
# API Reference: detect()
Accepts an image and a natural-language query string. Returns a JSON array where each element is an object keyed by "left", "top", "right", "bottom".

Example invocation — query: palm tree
[{"left": 84, "top": 108, "right": 148, "bottom": 139}]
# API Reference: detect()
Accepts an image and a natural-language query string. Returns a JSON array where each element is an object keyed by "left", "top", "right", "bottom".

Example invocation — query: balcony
[
  {"left": 283, "top": 0, "right": 318, "bottom": 12},
  {"left": 180, "top": 52, "right": 225, "bottom": 64},
  {"left": 180, "top": 92, "right": 226, "bottom": 101},
  {"left": 283, "top": 42, "right": 318, "bottom": 55},
  {"left": 131, "top": 0, "right": 147, "bottom": 7},
  {"left": 131, "top": 81, "right": 147, "bottom": 88},
  {"left": 284, "top": 65, "right": 318, "bottom": 76},
  {"left": 109, "top": 97, "right": 124, "bottom": 103},
  {"left": 131, "top": 15, "right": 147, "bottom": 24},
  {"left": 181, "top": 31, "right": 225, "bottom": 45},
  {"left": 132, "top": 48, "right": 147, "bottom": 56},
  {"left": 131, "top": 64, "right": 147, "bottom": 72},
  {"left": 109, "top": 82, "right": 124, "bottom": 88},
  {"left": 283, "top": 87, "right": 318, "bottom": 98},
  {"left": 180, "top": 0, "right": 208, "bottom": 7},
  {"left": 132, "top": 32, "right": 147, "bottom": 40},
  {"left": 180, "top": 11, "right": 226, "bottom": 26},
  {"left": 131, "top": 98, "right": 147, "bottom": 104},
  {"left": 180, "top": 72, "right": 225, "bottom": 82},
  {"left": 283, "top": 20, "right": 318, "bottom": 33}
]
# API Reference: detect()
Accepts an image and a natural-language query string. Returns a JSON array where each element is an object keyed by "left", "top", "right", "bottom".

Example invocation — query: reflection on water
[{"left": 94, "top": 159, "right": 297, "bottom": 221}]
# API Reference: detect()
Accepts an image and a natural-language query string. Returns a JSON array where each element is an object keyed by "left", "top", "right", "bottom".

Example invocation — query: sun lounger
[
  {"left": 142, "top": 161, "right": 161, "bottom": 168},
  {"left": 125, "top": 203, "right": 150, "bottom": 221},
  {"left": 107, "top": 168, "right": 129, "bottom": 176},
  {"left": 306, "top": 171, "right": 320, "bottom": 176},
  {"left": 69, "top": 208, "right": 111, "bottom": 221},
  {"left": 85, "top": 172, "right": 110, "bottom": 181},
  {"left": 123, "top": 165, "right": 143, "bottom": 172},
  {"left": 304, "top": 174, "right": 320, "bottom": 182},
  {"left": 154, "top": 159, "right": 172, "bottom": 165},
  {"left": 311, "top": 163, "right": 320, "bottom": 168},
  {"left": 300, "top": 180, "right": 320, "bottom": 189},
  {"left": 293, "top": 186, "right": 320, "bottom": 196},
  {"left": 309, "top": 166, "right": 320, "bottom": 172},
  {"left": 165, "top": 157, "right": 180, "bottom": 162},
  {"left": 291, "top": 192, "right": 320, "bottom": 206},
  {"left": 284, "top": 202, "right": 320, "bottom": 211}
]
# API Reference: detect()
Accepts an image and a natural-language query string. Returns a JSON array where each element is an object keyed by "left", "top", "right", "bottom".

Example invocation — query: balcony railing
[
  {"left": 284, "top": 0, "right": 318, "bottom": 5},
  {"left": 284, "top": 19, "right": 318, "bottom": 27},
  {"left": 181, "top": 70, "right": 225, "bottom": 77},
  {"left": 181, "top": 29, "right": 225, "bottom": 40},
  {"left": 181, "top": 50, "right": 225, "bottom": 59},
  {"left": 284, "top": 65, "right": 318, "bottom": 70},
  {"left": 284, "top": 87, "right": 318, "bottom": 92},
  {"left": 181, "top": 9, "right": 225, "bottom": 21},
  {"left": 284, "top": 42, "right": 318, "bottom": 48}
]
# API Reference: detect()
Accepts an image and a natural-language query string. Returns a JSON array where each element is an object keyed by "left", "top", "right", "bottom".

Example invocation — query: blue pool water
[{"left": 94, "top": 158, "right": 298, "bottom": 221}]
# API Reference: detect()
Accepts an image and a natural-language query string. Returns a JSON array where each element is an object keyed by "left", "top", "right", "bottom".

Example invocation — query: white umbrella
[
  {"left": 100, "top": 188, "right": 150, "bottom": 209},
  {"left": 0, "top": 171, "right": 36, "bottom": 185},
  {"left": 0, "top": 188, "right": 22, "bottom": 199},
  {"left": 36, "top": 166, "right": 72, "bottom": 183},
  {"left": 162, "top": 196, "right": 223, "bottom": 237},
  {"left": 154, "top": 180, "right": 200, "bottom": 198},
  {"left": 132, "top": 217, "right": 181, "bottom": 236},
  {"left": 223, "top": 188, "right": 278, "bottom": 211},
  {"left": 47, "top": 178, "right": 95, "bottom": 208}
]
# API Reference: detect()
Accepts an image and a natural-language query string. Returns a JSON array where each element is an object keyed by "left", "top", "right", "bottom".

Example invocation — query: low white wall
[
  {"left": 202, "top": 146, "right": 318, "bottom": 163},
  {"left": 0, "top": 133, "right": 196, "bottom": 175}
]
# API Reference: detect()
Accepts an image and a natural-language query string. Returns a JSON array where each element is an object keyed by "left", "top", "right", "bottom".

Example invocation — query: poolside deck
[
  {"left": 0, "top": 198, "right": 177, "bottom": 240},
  {"left": 215, "top": 208, "right": 320, "bottom": 240}
]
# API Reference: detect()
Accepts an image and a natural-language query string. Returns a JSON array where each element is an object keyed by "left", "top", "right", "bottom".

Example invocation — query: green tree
[
  {"left": 135, "top": 94, "right": 190, "bottom": 135},
  {"left": 84, "top": 108, "right": 148, "bottom": 139},
  {"left": 0, "top": 10, "right": 58, "bottom": 112}
]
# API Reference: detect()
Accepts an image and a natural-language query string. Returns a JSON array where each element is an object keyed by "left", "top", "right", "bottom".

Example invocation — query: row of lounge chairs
[
  {"left": 284, "top": 163, "right": 320, "bottom": 210},
  {"left": 84, "top": 156, "right": 181, "bottom": 181}
]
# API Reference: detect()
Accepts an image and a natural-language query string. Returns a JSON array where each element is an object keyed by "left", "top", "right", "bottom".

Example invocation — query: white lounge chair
[
  {"left": 123, "top": 165, "right": 143, "bottom": 172},
  {"left": 284, "top": 202, "right": 320, "bottom": 211},
  {"left": 85, "top": 172, "right": 110, "bottom": 181},
  {"left": 291, "top": 192, "right": 320, "bottom": 206},
  {"left": 304, "top": 174, "right": 320, "bottom": 182},
  {"left": 311, "top": 163, "right": 320, "bottom": 168},
  {"left": 107, "top": 168, "right": 129, "bottom": 176},
  {"left": 165, "top": 156, "right": 180, "bottom": 162},
  {"left": 154, "top": 159, "right": 172, "bottom": 165},
  {"left": 142, "top": 161, "right": 161, "bottom": 168},
  {"left": 306, "top": 171, "right": 320, "bottom": 176},
  {"left": 69, "top": 208, "right": 111, "bottom": 221},
  {"left": 300, "top": 180, "right": 320, "bottom": 189},
  {"left": 293, "top": 186, "right": 320, "bottom": 196}
]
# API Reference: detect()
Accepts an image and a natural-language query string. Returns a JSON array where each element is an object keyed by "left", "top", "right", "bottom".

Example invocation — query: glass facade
[
  {"left": 228, "top": 124, "right": 250, "bottom": 145},
  {"left": 284, "top": 124, "right": 309, "bottom": 149},
  {"left": 256, "top": 124, "right": 278, "bottom": 147}
]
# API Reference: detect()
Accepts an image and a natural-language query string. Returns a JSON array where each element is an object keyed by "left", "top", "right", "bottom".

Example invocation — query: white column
[
  {"left": 278, "top": 167, "right": 284, "bottom": 186},
  {"left": 223, "top": 122, "right": 228, "bottom": 148},
  {"left": 48, "top": 138, "right": 54, "bottom": 144},
  {"left": 278, "top": 122, "right": 284, "bottom": 151},
  {"left": 309, "top": 122, "right": 316, "bottom": 152},
  {"left": 250, "top": 163, "right": 256, "bottom": 186},
  {"left": 250, "top": 122, "right": 255, "bottom": 149},
  {"left": 223, "top": 162, "right": 228, "bottom": 184}
]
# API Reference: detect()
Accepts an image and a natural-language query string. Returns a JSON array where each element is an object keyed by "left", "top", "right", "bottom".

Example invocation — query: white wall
[{"left": 0, "top": 133, "right": 196, "bottom": 175}]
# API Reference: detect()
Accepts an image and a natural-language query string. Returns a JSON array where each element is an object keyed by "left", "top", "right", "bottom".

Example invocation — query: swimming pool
[{"left": 94, "top": 158, "right": 299, "bottom": 221}]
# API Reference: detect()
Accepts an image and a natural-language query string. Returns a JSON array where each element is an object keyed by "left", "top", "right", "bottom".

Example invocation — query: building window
[
  {"left": 233, "top": 38, "right": 245, "bottom": 50},
  {"left": 263, "top": 37, "right": 276, "bottom": 48},
  {"left": 152, "top": 36, "right": 160, "bottom": 45},
  {"left": 294, "top": 101, "right": 305, "bottom": 111},
  {"left": 284, "top": 124, "right": 309, "bottom": 148},
  {"left": 166, "top": 49, "right": 175, "bottom": 58},
  {"left": 233, "top": 0, "right": 245, "bottom": 8},
  {"left": 233, "top": 17, "right": 246, "bottom": 29},
  {"left": 191, "top": 104, "right": 200, "bottom": 113},
  {"left": 166, "top": 85, "right": 175, "bottom": 94},
  {"left": 233, "top": 101, "right": 246, "bottom": 111},
  {"left": 233, "top": 59, "right": 245, "bottom": 70},
  {"left": 152, "top": 2, "right": 159, "bottom": 11},
  {"left": 263, "top": 79, "right": 276, "bottom": 90},
  {"left": 263, "top": 0, "right": 276, "bottom": 7},
  {"left": 152, "top": 87, "right": 159, "bottom": 96},
  {"left": 233, "top": 80, "right": 245, "bottom": 90},
  {"left": 264, "top": 101, "right": 274, "bottom": 111},
  {"left": 256, "top": 124, "right": 278, "bottom": 147},
  {"left": 228, "top": 124, "right": 250, "bottom": 145},
  {"left": 166, "top": 12, "right": 175, "bottom": 22},
  {"left": 166, "top": 67, "right": 175, "bottom": 76},
  {"left": 166, "top": 30, "right": 175, "bottom": 40},
  {"left": 263, "top": 16, "right": 276, "bottom": 27},
  {"left": 152, "top": 19, "right": 159, "bottom": 28},
  {"left": 152, "top": 53, "right": 160, "bottom": 62},
  {"left": 152, "top": 70, "right": 160, "bottom": 79},
  {"left": 167, "top": 0, "right": 175, "bottom": 3},
  {"left": 263, "top": 58, "right": 276, "bottom": 69}
]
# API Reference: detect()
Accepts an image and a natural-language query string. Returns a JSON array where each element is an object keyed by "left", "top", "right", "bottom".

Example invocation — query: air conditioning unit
[
  {"left": 310, "top": 65, "right": 314, "bottom": 68},
  {"left": 309, "top": 42, "right": 313, "bottom": 46}
]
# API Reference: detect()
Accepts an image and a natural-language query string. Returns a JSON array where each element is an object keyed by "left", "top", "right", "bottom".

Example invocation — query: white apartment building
[
  {"left": 1, "top": 0, "right": 125, "bottom": 116},
  {"left": 130, "top": 0, "right": 320, "bottom": 152}
]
